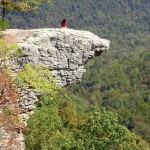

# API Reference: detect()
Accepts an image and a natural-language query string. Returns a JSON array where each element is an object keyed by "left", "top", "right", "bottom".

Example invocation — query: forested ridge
[{"left": 1, "top": 0, "right": 150, "bottom": 149}]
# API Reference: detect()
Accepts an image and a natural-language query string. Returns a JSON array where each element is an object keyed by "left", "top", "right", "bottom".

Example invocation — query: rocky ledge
[
  {"left": 7, "top": 28, "right": 110, "bottom": 115},
  {"left": 8, "top": 28, "right": 110, "bottom": 86}
]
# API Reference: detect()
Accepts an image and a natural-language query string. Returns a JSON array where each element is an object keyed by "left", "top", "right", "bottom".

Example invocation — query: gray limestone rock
[
  {"left": 9, "top": 28, "right": 110, "bottom": 86},
  {"left": 7, "top": 28, "right": 110, "bottom": 122}
]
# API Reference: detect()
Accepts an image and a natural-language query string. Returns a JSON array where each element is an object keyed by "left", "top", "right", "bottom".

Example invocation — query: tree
[
  {"left": 73, "top": 104, "right": 150, "bottom": 150},
  {"left": 0, "top": 0, "right": 52, "bottom": 29},
  {"left": 25, "top": 99, "right": 150, "bottom": 149},
  {"left": 25, "top": 91, "right": 80, "bottom": 150}
]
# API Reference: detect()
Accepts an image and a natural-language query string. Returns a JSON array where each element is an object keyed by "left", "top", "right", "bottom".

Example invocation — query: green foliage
[
  {"left": 0, "top": 37, "right": 22, "bottom": 69},
  {"left": 0, "top": 20, "right": 10, "bottom": 29},
  {"left": 73, "top": 104, "right": 149, "bottom": 150},
  {"left": 25, "top": 90, "right": 79, "bottom": 150},
  {"left": 17, "top": 64, "right": 58, "bottom": 95},
  {"left": 67, "top": 47, "right": 150, "bottom": 144},
  {"left": 0, "top": 0, "right": 52, "bottom": 12},
  {"left": 0, "top": 0, "right": 52, "bottom": 30},
  {"left": 25, "top": 99, "right": 149, "bottom": 149},
  {"left": 4, "top": 0, "right": 149, "bottom": 147},
  {"left": 0, "top": 39, "right": 21, "bottom": 59},
  {"left": 6, "top": 0, "right": 150, "bottom": 48}
]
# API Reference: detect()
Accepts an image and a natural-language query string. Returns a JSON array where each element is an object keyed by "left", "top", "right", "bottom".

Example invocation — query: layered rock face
[
  {"left": 5, "top": 28, "right": 110, "bottom": 116},
  {"left": 10, "top": 28, "right": 110, "bottom": 86},
  {"left": 8, "top": 28, "right": 110, "bottom": 115},
  {"left": 1, "top": 28, "right": 110, "bottom": 150}
]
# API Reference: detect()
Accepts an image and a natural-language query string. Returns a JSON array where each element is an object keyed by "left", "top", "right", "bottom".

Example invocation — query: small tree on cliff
[
  {"left": 0, "top": 37, "right": 22, "bottom": 69},
  {"left": 0, "top": 0, "right": 52, "bottom": 29}
]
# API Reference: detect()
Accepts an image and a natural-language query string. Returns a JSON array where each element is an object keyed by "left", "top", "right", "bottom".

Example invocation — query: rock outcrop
[
  {"left": 8, "top": 28, "right": 110, "bottom": 86},
  {"left": 5, "top": 28, "right": 110, "bottom": 116},
  {"left": 7, "top": 28, "right": 110, "bottom": 116},
  {"left": 1, "top": 28, "right": 110, "bottom": 150}
]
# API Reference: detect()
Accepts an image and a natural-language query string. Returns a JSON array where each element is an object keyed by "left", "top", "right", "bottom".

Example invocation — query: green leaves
[
  {"left": 0, "top": 20, "right": 10, "bottom": 29},
  {"left": 0, "top": 37, "right": 22, "bottom": 70},
  {"left": 68, "top": 47, "right": 150, "bottom": 144},
  {"left": 73, "top": 104, "right": 149, "bottom": 150},
  {"left": 17, "top": 64, "right": 58, "bottom": 95},
  {"left": 0, "top": 0, "right": 52, "bottom": 30},
  {"left": 0, "top": 39, "right": 21, "bottom": 58},
  {"left": 25, "top": 98, "right": 150, "bottom": 150},
  {"left": 25, "top": 91, "right": 77, "bottom": 150},
  {"left": 0, "top": 0, "right": 52, "bottom": 11}
]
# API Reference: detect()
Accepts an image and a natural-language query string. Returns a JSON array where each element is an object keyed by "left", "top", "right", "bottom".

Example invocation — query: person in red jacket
[{"left": 60, "top": 19, "right": 67, "bottom": 28}]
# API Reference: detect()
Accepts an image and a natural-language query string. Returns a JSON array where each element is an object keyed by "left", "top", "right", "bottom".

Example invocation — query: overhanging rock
[{"left": 8, "top": 28, "right": 110, "bottom": 86}]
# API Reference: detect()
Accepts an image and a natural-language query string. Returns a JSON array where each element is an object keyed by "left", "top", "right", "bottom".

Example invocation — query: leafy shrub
[{"left": 17, "top": 64, "right": 58, "bottom": 95}]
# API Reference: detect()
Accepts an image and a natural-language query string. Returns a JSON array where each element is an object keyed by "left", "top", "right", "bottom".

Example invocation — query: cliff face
[
  {"left": 1, "top": 28, "right": 110, "bottom": 150},
  {"left": 6, "top": 28, "right": 110, "bottom": 120},
  {"left": 4, "top": 28, "right": 110, "bottom": 116},
  {"left": 9, "top": 28, "right": 110, "bottom": 86}
]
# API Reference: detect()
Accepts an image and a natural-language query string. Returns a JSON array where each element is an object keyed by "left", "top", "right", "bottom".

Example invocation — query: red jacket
[{"left": 61, "top": 22, "right": 67, "bottom": 27}]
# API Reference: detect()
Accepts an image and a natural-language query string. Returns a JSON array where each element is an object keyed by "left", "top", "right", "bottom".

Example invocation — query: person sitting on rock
[{"left": 60, "top": 19, "right": 67, "bottom": 28}]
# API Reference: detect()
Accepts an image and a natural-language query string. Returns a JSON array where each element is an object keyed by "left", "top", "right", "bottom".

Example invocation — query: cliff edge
[{"left": 6, "top": 28, "right": 110, "bottom": 86}]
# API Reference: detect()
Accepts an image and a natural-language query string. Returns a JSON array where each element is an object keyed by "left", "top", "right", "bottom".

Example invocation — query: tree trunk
[
  {"left": 2, "top": 0, "right": 6, "bottom": 20},
  {"left": 1, "top": 0, "right": 6, "bottom": 30}
]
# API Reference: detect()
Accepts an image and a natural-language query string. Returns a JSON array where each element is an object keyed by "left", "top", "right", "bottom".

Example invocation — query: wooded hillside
[{"left": 2, "top": 0, "right": 150, "bottom": 148}]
